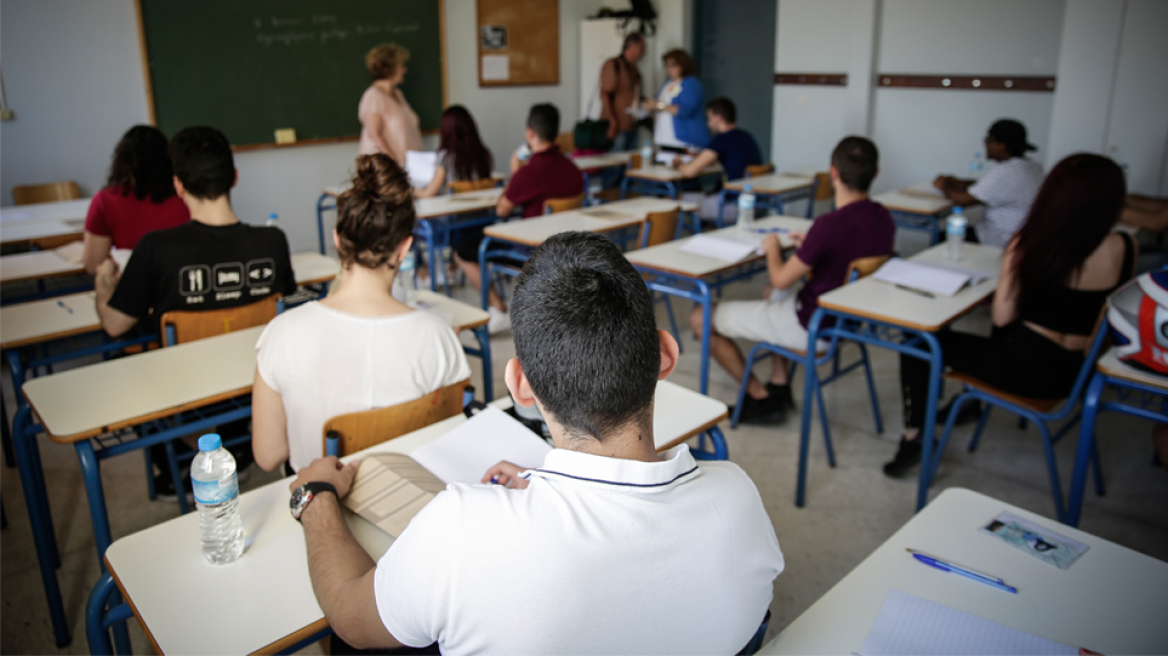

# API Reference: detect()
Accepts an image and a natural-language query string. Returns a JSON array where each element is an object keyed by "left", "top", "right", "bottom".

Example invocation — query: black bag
[{"left": 574, "top": 118, "right": 612, "bottom": 151}]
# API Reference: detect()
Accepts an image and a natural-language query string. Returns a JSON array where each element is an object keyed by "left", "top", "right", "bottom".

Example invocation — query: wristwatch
[{"left": 289, "top": 482, "right": 337, "bottom": 523}]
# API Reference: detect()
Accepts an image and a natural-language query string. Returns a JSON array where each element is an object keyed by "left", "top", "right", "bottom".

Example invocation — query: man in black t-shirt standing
[{"left": 95, "top": 126, "right": 296, "bottom": 338}]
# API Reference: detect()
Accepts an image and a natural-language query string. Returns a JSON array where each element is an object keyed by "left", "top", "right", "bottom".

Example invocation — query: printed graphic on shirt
[
  {"left": 246, "top": 258, "right": 275, "bottom": 297},
  {"left": 213, "top": 263, "right": 245, "bottom": 291},
  {"left": 179, "top": 265, "right": 211, "bottom": 296}
]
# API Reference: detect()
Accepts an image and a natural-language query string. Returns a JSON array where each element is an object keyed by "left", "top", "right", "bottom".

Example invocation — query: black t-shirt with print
[{"left": 108, "top": 221, "right": 297, "bottom": 321}]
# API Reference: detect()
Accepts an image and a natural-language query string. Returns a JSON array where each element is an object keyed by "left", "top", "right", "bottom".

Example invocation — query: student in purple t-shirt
[{"left": 691, "top": 136, "right": 895, "bottom": 423}]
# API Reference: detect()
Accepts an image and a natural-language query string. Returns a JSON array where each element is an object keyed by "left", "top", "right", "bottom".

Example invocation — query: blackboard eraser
[{"left": 275, "top": 128, "right": 297, "bottom": 145}]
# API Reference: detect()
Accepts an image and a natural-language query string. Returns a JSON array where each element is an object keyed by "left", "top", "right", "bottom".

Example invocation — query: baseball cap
[{"left": 987, "top": 119, "right": 1037, "bottom": 154}]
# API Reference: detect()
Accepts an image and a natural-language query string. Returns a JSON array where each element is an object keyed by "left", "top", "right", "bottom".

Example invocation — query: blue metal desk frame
[
  {"left": 889, "top": 208, "right": 951, "bottom": 245},
  {"left": 715, "top": 181, "right": 818, "bottom": 227}
]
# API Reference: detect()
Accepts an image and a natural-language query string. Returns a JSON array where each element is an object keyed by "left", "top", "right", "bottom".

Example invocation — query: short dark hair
[
  {"left": 830, "top": 136, "right": 879, "bottom": 192},
  {"left": 526, "top": 103, "right": 560, "bottom": 144},
  {"left": 622, "top": 31, "right": 645, "bottom": 51},
  {"left": 169, "top": 126, "right": 235, "bottom": 201},
  {"left": 661, "top": 48, "right": 698, "bottom": 78},
  {"left": 510, "top": 232, "right": 660, "bottom": 441},
  {"left": 706, "top": 97, "right": 736, "bottom": 124}
]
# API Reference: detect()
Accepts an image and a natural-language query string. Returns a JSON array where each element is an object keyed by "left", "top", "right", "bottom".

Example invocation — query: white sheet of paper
[
  {"left": 409, "top": 406, "right": 551, "bottom": 485},
  {"left": 53, "top": 240, "right": 85, "bottom": 264},
  {"left": 405, "top": 150, "right": 438, "bottom": 189},
  {"left": 111, "top": 248, "right": 132, "bottom": 271},
  {"left": 678, "top": 233, "right": 763, "bottom": 263},
  {"left": 1, "top": 210, "right": 33, "bottom": 223},
  {"left": 860, "top": 589, "right": 1075, "bottom": 655},
  {"left": 482, "top": 54, "right": 509, "bottom": 81},
  {"left": 873, "top": 258, "right": 971, "bottom": 297}
]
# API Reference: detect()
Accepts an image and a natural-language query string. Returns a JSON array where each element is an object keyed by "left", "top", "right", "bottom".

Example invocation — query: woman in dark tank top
[{"left": 884, "top": 154, "right": 1133, "bottom": 478}]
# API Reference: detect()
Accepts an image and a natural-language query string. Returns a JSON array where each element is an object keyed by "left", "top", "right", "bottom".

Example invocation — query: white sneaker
[{"left": 488, "top": 306, "right": 512, "bottom": 335}]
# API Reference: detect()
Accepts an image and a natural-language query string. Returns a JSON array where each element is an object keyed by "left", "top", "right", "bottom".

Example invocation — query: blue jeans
[{"left": 602, "top": 129, "right": 641, "bottom": 188}]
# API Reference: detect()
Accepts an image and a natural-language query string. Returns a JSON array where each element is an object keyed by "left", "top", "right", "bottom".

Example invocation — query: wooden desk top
[
  {"left": 723, "top": 173, "right": 815, "bottom": 195},
  {"left": 761, "top": 487, "right": 1168, "bottom": 655},
  {"left": 483, "top": 197, "right": 698, "bottom": 247},
  {"left": 415, "top": 290, "right": 490, "bottom": 331},
  {"left": 0, "top": 250, "right": 85, "bottom": 284},
  {"left": 105, "top": 380, "right": 727, "bottom": 655},
  {"left": 624, "top": 216, "right": 812, "bottom": 279},
  {"left": 624, "top": 163, "right": 723, "bottom": 182},
  {"left": 290, "top": 252, "right": 340, "bottom": 287},
  {"left": 0, "top": 219, "right": 86, "bottom": 246},
  {"left": 572, "top": 151, "right": 635, "bottom": 170},
  {"left": 1, "top": 198, "right": 92, "bottom": 224},
  {"left": 414, "top": 188, "right": 503, "bottom": 219},
  {"left": 816, "top": 243, "right": 1001, "bottom": 332},
  {"left": 1096, "top": 348, "right": 1168, "bottom": 390},
  {"left": 873, "top": 187, "right": 953, "bottom": 216},
  {"left": 0, "top": 291, "right": 99, "bottom": 349}
]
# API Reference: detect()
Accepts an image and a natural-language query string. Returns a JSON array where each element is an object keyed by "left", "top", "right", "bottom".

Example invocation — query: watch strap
[{"left": 293, "top": 482, "right": 338, "bottom": 522}]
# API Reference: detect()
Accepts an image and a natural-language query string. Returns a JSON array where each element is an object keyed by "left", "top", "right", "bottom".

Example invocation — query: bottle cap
[
  {"left": 744, "top": 184, "right": 753, "bottom": 193},
  {"left": 268, "top": 213, "right": 278, "bottom": 220},
  {"left": 198, "top": 433, "right": 223, "bottom": 452},
  {"left": 952, "top": 206, "right": 964, "bottom": 214}
]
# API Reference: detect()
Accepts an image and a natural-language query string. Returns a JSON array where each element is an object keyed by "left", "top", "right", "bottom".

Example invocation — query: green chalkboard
[{"left": 137, "top": 0, "right": 444, "bottom": 147}]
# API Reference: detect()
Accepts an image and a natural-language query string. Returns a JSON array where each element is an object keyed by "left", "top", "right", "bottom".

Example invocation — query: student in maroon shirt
[
  {"left": 452, "top": 103, "right": 584, "bottom": 333},
  {"left": 690, "top": 136, "right": 895, "bottom": 423},
  {"left": 82, "top": 125, "right": 190, "bottom": 275}
]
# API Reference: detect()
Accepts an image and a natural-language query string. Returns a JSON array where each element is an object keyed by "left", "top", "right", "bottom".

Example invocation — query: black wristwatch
[{"left": 290, "top": 482, "right": 337, "bottom": 523}]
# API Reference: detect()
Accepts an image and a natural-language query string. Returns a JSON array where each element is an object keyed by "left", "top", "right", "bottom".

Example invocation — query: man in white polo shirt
[{"left": 289, "top": 231, "right": 784, "bottom": 654}]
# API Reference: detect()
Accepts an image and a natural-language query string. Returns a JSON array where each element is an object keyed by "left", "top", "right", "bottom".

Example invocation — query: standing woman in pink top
[
  {"left": 82, "top": 125, "right": 190, "bottom": 275},
  {"left": 357, "top": 44, "right": 423, "bottom": 168}
]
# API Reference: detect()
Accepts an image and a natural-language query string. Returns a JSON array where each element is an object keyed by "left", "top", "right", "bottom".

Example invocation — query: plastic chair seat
[{"left": 944, "top": 371, "right": 1062, "bottom": 413}]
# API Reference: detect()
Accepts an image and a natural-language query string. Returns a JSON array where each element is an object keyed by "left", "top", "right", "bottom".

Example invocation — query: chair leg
[
  {"left": 933, "top": 394, "right": 969, "bottom": 483},
  {"left": 163, "top": 440, "right": 190, "bottom": 515},
  {"left": 967, "top": 404, "right": 993, "bottom": 452},
  {"left": 731, "top": 346, "right": 765, "bottom": 429},
  {"left": 1019, "top": 417, "right": 1029, "bottom": 430},
  {"left": 1090, "top": 439, "right": 1106, "bottom": 497},
  {"left": 814, "top": 380, "right": 836, "bottom": 468},
  {"left": 858, "top": 343, "right": 884, "bottom": 434},
  {"left": 1037, "top": 421, "right": 1067, "bottom": 523},
  {"left": 660, "top": 294, "right": 683, "bottom": 355},
  {"left": 144, "top": 448, "right": 156, "bottom": 500}
]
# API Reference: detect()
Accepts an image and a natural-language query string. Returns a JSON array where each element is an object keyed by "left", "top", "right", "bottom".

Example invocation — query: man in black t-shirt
[
  {"left": 674, "top": 97, "right": 763, "bottom": 222},
  {"left": 95, "top": 126, "right": 296, "bottom": 338}
]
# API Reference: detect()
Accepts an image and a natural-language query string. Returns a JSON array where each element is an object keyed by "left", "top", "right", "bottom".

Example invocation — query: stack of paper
[
  {"left": 679, "top": 233, "right": 764, "bottom": 263},
  {"left": 874, "top": 258, "right": 977, "bottom": 297},
  {"left": 405, "top": 150, "right": 438, "bottom": 189}
]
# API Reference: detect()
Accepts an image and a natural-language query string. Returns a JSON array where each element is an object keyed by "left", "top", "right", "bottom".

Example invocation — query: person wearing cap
[{"left": 933, "top": 119, "right": 1044, "bottom": 247}]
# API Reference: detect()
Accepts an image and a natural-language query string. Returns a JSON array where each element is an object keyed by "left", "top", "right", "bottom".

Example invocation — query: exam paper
[
  {"left": 405, "top": 150, "right": 438, "bottom": 189},
  {"left": 53, "top": 241, "right": 85, "bottom": 264},
  {"left": 873, "top": 258, "right": 972, "bottom": 297},
  {"left": 111, "top": 248, "right": 132, "bottom": 271},
  {"left": 409, "top": 406, "right": 551, "bottom": 485},
  {"left": 679, "top": 233, "right": 764, "bottom": 263},
  {"left": 860, "top": 589, "right": 1075, "bottom": 655}
]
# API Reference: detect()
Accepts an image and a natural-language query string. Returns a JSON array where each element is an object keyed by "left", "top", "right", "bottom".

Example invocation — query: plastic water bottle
[
  {"left": 393, "top": 250, "right": 418, "bottom": 307},
  {"left": 946, "top": 207, "right": 968, "bottom": 261},
  {"left": 737, "top": 184, "right": 756, "bottom": 230},
  {"left": 969, "top": 153, "right": 984, "bottom": 178},
  {"left": 516, "top": 143, "right": 532, "bottom": 163},
  {"left": 640, "top": 140, "right": 654, "bottom": 169},
  {"left": 266, "top": 212, "right": 279, "bottom": 227},
  {"left": 192, "top": 434, "right": 243, "bottom": 565}
]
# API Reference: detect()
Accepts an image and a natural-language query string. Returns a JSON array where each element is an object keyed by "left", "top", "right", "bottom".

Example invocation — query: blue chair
[
  {"left": 730, "top": 255, "right": 890, "bottom": 505},
  {"left": 929, "top": 314, "right": 1110, "bottom": 523}
]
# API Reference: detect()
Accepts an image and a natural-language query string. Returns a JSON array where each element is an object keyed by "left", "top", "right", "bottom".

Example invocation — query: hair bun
[{"left": 351, "top": 153, "right": 412, "bottom": 206}]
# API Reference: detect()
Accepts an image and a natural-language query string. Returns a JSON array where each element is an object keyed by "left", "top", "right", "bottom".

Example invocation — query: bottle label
[{"left": 193, "top": 476, "right": 239, "bottom": 505}]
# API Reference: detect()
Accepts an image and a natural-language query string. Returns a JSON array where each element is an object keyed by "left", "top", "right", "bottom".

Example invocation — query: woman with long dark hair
[
  {"left": 415, "top": 105, "right": 493, "bottom": 198},
  {"left": 82, "top": 125, "right": 189, "bottom": 274},
  {"left": 884, "top": 153, "right": 1135, "bottom": 477}
]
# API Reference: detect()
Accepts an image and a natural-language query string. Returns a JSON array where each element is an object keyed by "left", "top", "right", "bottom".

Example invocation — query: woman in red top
[{"left": 82, "top": 125, "right": 190, "bottom": 274}]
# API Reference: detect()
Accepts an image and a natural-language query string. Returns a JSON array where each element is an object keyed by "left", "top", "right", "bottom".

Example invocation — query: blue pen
[
  {"left": 749, "top": 227, "right": 789, "bottom": 234},
  {"left": 56, "top": 300, "right": 73, "bottom": 314},
  {"left": 907, "top": 549, "right": 1017, "bottom": 594}
]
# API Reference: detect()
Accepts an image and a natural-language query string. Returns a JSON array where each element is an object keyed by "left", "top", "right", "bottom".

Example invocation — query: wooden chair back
[
  {"left": 449, "top": 178, "right": 497, "bottom": 194},
  {"left": 813, "top": 171, "right": 834, "bottom": 201},
  {"left": 555, "top": 132, "right": 575, "bottom": 153},
  {"left": 543, "top": 193, "right": 586, "bottom": 215},
  {"left": 845, "top": 254, "right": 892, "bottom": 283},
  {"left": 629, "top": 153, "right": 643, "bottom": 169},
  {"left": 638, "top": 208, "right": 681, "bottom": 249},
  {"left": 13, "top": 181, "right": 81, "bottom": 206},
  {"left": 745, "top": 163, "right": 775, "bottom": 178},
  {"left": 322, "top": 378, "right": 471, "bottom": 457},
  {"left": 159, "top": 295, "right": 279, "bottom": 347}
]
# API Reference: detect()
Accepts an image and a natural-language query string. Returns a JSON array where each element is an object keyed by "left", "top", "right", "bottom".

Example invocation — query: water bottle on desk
[
  {"left": 640, "top": 140, "right": 654, "bottom": 169},
  {"left": 393, "top": 250, "right": 418, "bottom": 307},
  {"left": 192, "top": 433, "right": 244, "bottom": 565},
  {"left": 266, "top": 212, "right": 279, "bottom": 228},
  {"left": 946, "top": 207, "right": 968, "bottom": 261},
  {"left": 737, "top": 184, "right": 756, "bottom": 230}
]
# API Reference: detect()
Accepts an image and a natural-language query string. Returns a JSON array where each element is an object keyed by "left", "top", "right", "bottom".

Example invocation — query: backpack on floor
[{"left": 1108, "top": 270, "right": 1168, "bottom": 374}]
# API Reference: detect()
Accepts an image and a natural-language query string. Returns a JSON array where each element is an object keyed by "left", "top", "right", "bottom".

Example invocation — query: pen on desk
[
  {"left": 56, "top": 300, "right": 73, "bottom": 314},
  {"left": 749, "top": 227, "right": 789, "bottom": 234},
  {"left": 907, "top": 549, "right": 1017, "bottom": 594},
  {"left": 895, "top": 284, "right": 935, "bottom": 299}
]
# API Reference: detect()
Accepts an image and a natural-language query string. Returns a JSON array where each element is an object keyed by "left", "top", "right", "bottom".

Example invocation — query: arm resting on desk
[
  {"left": 94, "top": 259, "right": 138, "bottom": 338},
  {"left": 934, "top": 175, "right": 979, "bottom": 206},
  {"left": 251, "top": 370, "right": 289, "bottom": 472},
  {"left": 763, "top": 235, "right": 812, "bottom": 292},
  {"left": 677, "top": 149, "right": 718, "bottom": 179},
  {"left": 496, "top": 193, "right": 516, "bottom": 218},
  {"left": 297, "top": 459, "right": 403, "bottom": 651},
  {"left": 83, "top": 232, "right": 113, "bottom": 276},
  {"left": 1121, "top": 194, "right": 1168, "bottom": 233}
]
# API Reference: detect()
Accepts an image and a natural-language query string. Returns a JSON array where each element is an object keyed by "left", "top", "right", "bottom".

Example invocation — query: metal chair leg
[
  {"left": 858, "top": 343, "right": 884, "bottom": 434},
  {"left": 967, "top": 403, "right": 993, "bottom": 452},
  {"left": 814, "top": 380, "right": 836, "bottom": 468},
  {"left": 1037, "top": 420, "right": 1066, "bottom": 523}
]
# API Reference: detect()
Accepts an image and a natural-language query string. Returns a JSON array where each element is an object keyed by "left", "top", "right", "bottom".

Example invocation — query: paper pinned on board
[
  {"left": 860, "top": 589, "right": 1075, "bottom": 655},
  {"left": 482, "top": 54, "right": 509, "bottom": 81},
  {"left": 679, "top": 233, "right": 765, "bottom": 263},
  {"left": 409, "top": 405, "right": 551, "bottom": 485}
]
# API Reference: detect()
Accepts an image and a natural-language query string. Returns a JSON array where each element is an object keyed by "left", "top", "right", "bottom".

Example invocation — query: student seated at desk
[
  {"left": 886, "top": 154, "right": 1135, "bottom": 478},
  {"left": 676, "top": 96, "right": 763, "bottom": 221},
  {"left": 413, "top": 105, "right": 493, "bottom": 199},
  {"left": 933, "top": 119, "right": 1044, "bottom": 247},
  {"left": 83, "top": 125, "right": 190, "bottom": 275},
  {"left": 451, "top": 103, "right": 583, "bottom": 333},
  {"left": 288, "top": 231, "right": 784, "bottom": 655},
  {"left": 251, "top": 154, "right": 470, "bottom": 475},
  {"left": 692, "top": 136, "right": 894, "bottom": 424}
]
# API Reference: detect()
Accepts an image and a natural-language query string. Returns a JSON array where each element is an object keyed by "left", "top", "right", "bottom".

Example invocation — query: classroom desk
[
  {"left": 1069, "top": 347, "right": 1168, "bottom": 527},
  {"left": 97, "top": 379, "right": 728, "bottom": 655},
  {"left": 624, "top": 216, "right": 811, "bottom": 396},
  {"left": 621, "top": 163, "right": 723, "bottom": 200},
  {"left": 0, "top": 249, "right": 85, "bottom": 285},
  {"left": 760, "top": 487, "right": 1168, "bottom": 656},
  {"left": 11, "top": 292, "right": 494, "bottom": 648},
  {"left": 572, "top": 151, "right": 635, "bottom": 199},
  {"left": 720, "top": 173, "right": 817, "bottom": 225},
  {"left": 872, "top": 186, "right": 954, "bottom": 244},
  {"left": 805, "top": 243, "right": 1001, "bottom": 511},
  {"left": 0, "top": 198, "right": 91, "bottom": 247}
]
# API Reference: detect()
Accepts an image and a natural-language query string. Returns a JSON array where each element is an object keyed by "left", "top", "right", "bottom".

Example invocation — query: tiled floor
[{"left": 3, "top": 265, "right": 1166, "bottom": 655}]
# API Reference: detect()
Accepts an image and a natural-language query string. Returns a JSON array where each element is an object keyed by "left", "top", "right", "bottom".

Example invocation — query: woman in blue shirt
[{"left": 645, "top": 48, "right": 709, "bottom": 149}]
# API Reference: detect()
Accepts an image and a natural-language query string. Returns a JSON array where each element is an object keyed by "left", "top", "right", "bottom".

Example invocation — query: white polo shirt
[
  {"left": 373, "top": 445, "right": 784, "bottom": 655},
  {"left": 968, "top": 156, "right": 1044, "bottom": 247}
]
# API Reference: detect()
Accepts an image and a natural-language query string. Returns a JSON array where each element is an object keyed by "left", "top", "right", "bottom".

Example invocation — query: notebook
[
  {"left": 873, "top": 258, "right": 988, "bottom": 297},
  {"left": 678, "top": 233, "right": 764, "bottom": 262}
]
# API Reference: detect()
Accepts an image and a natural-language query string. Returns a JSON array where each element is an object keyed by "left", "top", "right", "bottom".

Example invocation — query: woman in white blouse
[
  {"left": 357, "top": 43, "right": 423, "bottom": 168},
  {"left": 251, "top": 154, "right": 470, "bottom": 474}
]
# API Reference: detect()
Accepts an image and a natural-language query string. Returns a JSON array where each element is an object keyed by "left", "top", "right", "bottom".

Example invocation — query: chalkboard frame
[{"left": 133, "top": 0, "right": 448, "bottom": 152}]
